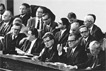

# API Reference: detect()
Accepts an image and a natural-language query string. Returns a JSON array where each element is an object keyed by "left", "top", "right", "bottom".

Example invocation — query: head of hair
[
  {"left": 22, "top": 3, "right": 30, "bottom": 9},
  {"left": 42, "top": 32, "right": 54, "bottom": 40},
  {"left": 61, "top": 18, "right": 69, "bottom": 28},
  {"left": 43, "top": 11, "right": 55, "bottom": 22},
  {"left": 38, "top": 6, "right": 48, "bottom": 13},
  {"left": 0, "top": 3, "right": 5, "bottom": 10},
  {"left": 13, "top": 17, "right": 22, "bottom": 24},
  {"left": 67, "top": 12, "right": 76, "bottom": 19},
  {"left": 79, "top": 25, "right": 89, "bottom": 31},
  {"left": 29, "top": 28, "right": 38, "bottom": 38},
  {"left": 89, "top": 40, "right": 101, "bottom": 50},
  {"left": 45, "top": 8, "right": 55, "bottom": 22},
  {"left": 13, "top": 22, "right": 22, "bottom": 29},
  {"left": 87, "top": 14, "right": 96, "bottom": 23}
]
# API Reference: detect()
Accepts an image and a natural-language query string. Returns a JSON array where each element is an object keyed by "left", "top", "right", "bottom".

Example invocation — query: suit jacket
[
  {"left": 77, "top": 50, "right": 105, "bottom": 70},
  {"left": 0, "top": 20, "right": 13, "bottom": 36},
  {"left": 27, "top": 17, "right": 43, "bottom": 29},
  {"left": 55, "top": 29, "right": 69, "bottom": 46},
  {"left": 3, "top": 33, "right": 26, "bottom": 54},
  {"left": 20, "top": 38, "right": 44, "bottom": 55},
  {"left": 15, "top": 14, "right": 30, "bottom": 26},
  {"left": 38, "top": 44, "right": 58, "bottom": 62},
  {"left": 81, "top": 34, "right": 95, "bottom": 53},
  {"left": 40, "top": 22, "right": 58, "bottom": 38},
  {"left": 65, "top": 42, "right": 88, "bottom": 66},
  {"left": 90, "top": 24, "right": 104, "bottom": 42},
  {"left": 27, "top": 18, "right": 36, "bottom": 29}
]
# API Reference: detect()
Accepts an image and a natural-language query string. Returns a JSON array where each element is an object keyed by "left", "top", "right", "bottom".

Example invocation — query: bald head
[
  {"left": 2, "top": 10, "right": 12, "bottom": 22},
  {"left": 84, "top": 15, "right": 94, "bottom": 28},
  {"left": 70, "top": 21, "right": 79, "bottom": 34},
  {"left": 89, "top": 41, "right": 101, "bottom": 56},
  {"left": 71, "top": 22, "right": 79, "bottom": 30}
]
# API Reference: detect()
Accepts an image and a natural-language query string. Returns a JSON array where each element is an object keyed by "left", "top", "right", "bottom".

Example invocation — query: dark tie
[
  {"left": 0, "top": 23, "right": 6, "bottom": 35},
  {"left": 37, "top": 20, "right": 40, "bottom": 29}
]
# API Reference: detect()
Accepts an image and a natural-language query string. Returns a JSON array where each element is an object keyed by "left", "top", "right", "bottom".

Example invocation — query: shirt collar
[{"left": 89, "top": 25, "right": 94, "bottom": 32}]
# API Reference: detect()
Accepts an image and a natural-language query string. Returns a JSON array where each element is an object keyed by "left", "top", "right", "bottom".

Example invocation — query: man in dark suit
[
  {"left": 79, "top": 25, "right": 95, "bottom": 52},
  {"left": 61, "top": 34, "right": 88, "bottom": 65},
  {"left": 69, "top": 21, "right": 81, "bottom": 39},
  {"left": 72, "top": 41, "right": 106, "bottom": 70},
  {"left": 84, "top": 14, "right": 104, "bottom": 42},
  {"left": 27, "top": 6, "right": 48, "bottom": 39},
  {"left": 27, "top": 6, "right": 46, "bottom": 30},
  {"left": 18, "top": 28, "right": 43, "bottom": 56},
  {"left": 32, "top": 32, "right": 58, "bottom": 62},
  {"left": 41, "top": 11, "right": 58, "bottom": 37},
  {"left": 2, "top": 22, "right": 26, "bottom": 54},
  {"left": 55, "top": 18, "right": 69, "bottom": 47},
  {"left": 0, "top": 10, "right": 13, "bottom": 37},
  {"left": 67, "top": 12, "right": 84, "bottom": 27},
  {"left": 14, "top": 3, "right": 30, "bottom": 26}
]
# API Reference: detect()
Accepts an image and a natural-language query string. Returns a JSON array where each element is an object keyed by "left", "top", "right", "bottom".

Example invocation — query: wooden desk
[{"left": 0, "top": 54, "right": 61, "bottom": 71}]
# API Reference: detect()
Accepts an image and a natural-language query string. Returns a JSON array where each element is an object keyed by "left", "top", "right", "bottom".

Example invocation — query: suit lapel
[
  {"left": 59, "top": 30, "right": 68, "bottom": 42},
  {"left": 31, "top": 39, "right": 37, "bottom": 53}
]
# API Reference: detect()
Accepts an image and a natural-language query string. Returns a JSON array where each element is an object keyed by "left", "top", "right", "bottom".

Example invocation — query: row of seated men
[{"left": 0, "top": 3, "right": 106, "bottom": 71}]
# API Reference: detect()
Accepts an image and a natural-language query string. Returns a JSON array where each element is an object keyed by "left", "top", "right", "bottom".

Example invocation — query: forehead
[
  {"left": 80, "top": 27, "right": 87, "bottom": 31},
  {"left": 84, "top": 15, "right": 94, "bottom": 21},
  {"left": 71, "top": 22, "right": 79, "bottom": 29},
  {"left": 43, "top": 37, "right": 50, "bottom": 40},
  {"left": 0, "top": 6, "right": 3, "bottom": 9},
  {"left": 37, "top": 7, "right": 43, "bottom": 12},
  {"left": 20, "top": 5, "right": 26, "bottom": 9},
  {"left": 68, "top": 35, "right": 75, "bottom": 40},
  {"left": 3, "top": 11, "right": 10, "bottom": 16},
  {"left": 12, "top": 25, "right": 20, "bottom": 29}
]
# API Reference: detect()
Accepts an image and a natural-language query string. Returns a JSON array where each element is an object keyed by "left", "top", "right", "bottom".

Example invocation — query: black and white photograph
[{"left": 0, "top": 0, "right": 106, "bottom": 71}]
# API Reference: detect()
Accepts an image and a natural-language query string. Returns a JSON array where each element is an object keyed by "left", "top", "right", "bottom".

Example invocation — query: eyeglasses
[
  {"left": 43, "top": 39, "right": 51, "bottom": 43},
  {"left": 80, "top": 31, "right": 88, "bottom": 34},
  {"left": 84, "top": 20, "right": 92, "bottom": 23},
  {"left": 67, "top": 40, "right": 75, "bottom": 43},
  {"left": 12, "top": 28, "right": 20, "bottom": 31},
  {"left": 0, "top": 9, "right": 3, "bottom": 11}
]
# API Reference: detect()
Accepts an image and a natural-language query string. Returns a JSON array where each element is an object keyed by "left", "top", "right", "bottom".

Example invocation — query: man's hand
[
  {"left": 32, "top": 56, "right": 40, "bottom": 61},
  {"left": 57, "top": 44, "right": 63, "bottom": 56},
  {"left": 63, "top": 46, "right": 68, "bottom": 52},
  {"left": 57, "top": 44, "right": 63, "bottom": 53},
  {"left": 67, "top": 65, "right": 78, "bottom": 69},
  {"left": 85, "top": 67, "right": 92, "bottom": 70}
]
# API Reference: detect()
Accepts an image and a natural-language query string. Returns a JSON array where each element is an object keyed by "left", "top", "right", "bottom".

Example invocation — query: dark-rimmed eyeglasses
[{"left": 80, "top": 31, "right": 88, "bottom": 34}]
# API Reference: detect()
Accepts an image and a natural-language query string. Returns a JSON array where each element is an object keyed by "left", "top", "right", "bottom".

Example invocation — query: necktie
[
  {"left": 37, "top": 20, "right": 40, "bottom": 29},
  {"left": 12, "top": 35, "right": 16, "bottom": 40},
  {"left": 92, "top": 56, "right": 98, "bottom": 68}
]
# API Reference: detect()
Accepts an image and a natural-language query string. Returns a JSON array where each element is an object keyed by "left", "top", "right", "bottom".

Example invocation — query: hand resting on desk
[{"left": 32, "top": 56, "right": 40, "bottom": 61}]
